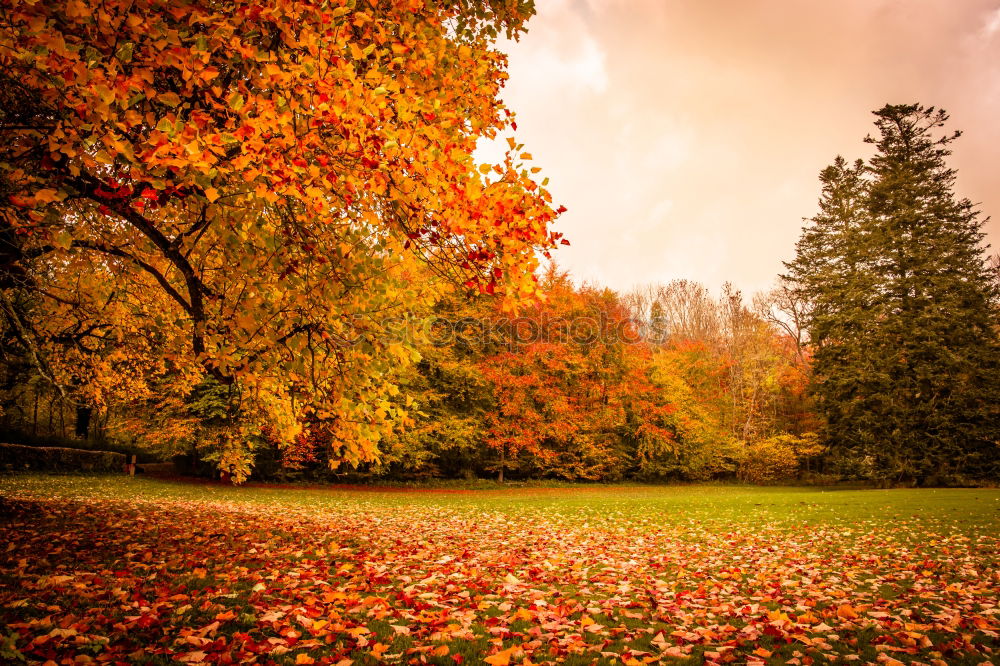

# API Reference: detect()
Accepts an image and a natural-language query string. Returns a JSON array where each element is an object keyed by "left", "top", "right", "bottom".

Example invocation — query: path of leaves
[{"left": 1, "top": 490, "right": 997, "bottom": 665}]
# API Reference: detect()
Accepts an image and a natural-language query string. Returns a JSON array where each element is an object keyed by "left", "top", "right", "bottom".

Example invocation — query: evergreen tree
[{"left": 786, "top": 104, "right": 1000, "bottom": 483}]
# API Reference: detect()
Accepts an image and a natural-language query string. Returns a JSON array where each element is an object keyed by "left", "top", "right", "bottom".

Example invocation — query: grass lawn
[{"left": 1, "top": 475, "right": 997, "bottom": 665}]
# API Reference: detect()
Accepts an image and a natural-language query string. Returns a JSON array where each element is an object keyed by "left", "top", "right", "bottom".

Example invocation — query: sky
[{"left": 483, "top": 0, "right": 1000, "bottom": 298}]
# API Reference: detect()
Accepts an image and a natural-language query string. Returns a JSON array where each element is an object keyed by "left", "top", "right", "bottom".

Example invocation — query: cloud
[
  {"left": 494, "top": 0, "right": 1000, "bottom": 296},
  {"left": 982, "top": 6, "right": 1000, "bottom": 37},
  {"left": 504, "top": 2, "right": 608, "bottom": 96},
  {"left": 522, "top": 37, "right": 607, "bottom": 95}
]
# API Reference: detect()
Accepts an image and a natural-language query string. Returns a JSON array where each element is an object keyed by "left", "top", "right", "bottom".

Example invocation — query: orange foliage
[{"left": 1, "top": 0, "right": 560, "bottom": 479}]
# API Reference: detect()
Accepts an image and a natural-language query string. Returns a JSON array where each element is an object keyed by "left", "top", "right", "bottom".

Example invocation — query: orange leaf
[
  {"left": 837, "top": 604, "right": 859, "bottom": 620},
  {"left": 484, "top": 646, "right": 517, "bottom": 665}
]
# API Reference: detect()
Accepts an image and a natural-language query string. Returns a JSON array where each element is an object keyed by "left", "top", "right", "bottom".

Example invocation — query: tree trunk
[
  {"left": 32, "top": 391, "right": 39, "bottom": 436},
  {"left": 75, "top": 406, "right": 91, "bottom": 439}
]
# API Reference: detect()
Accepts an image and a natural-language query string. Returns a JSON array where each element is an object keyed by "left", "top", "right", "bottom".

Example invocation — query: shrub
[
  {"left": 738, "top": 433, "right": 822, "bottom": 483},
  {"left": 0, "top": 443, "right": 126, "bottom": 473}
]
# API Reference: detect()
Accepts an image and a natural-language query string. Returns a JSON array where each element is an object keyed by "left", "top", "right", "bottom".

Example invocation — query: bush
[
  {"left": 737, "top": 433, "right": 822, "bottom": 484},
  {"left": 0, "top": 443, "right": 126, "bottom": 473},
  {"left": 0, "top": 428, "right": 160, "bottom": 462}
]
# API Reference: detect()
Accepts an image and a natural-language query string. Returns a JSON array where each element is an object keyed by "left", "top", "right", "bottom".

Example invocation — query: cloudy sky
[{"left": 485, "top": 0, "right": 1000, "bottom": 297}]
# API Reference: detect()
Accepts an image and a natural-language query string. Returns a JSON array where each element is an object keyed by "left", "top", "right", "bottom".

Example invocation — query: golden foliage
[{"left": 1, "top": 0, "right": 559, "bottom": 479}]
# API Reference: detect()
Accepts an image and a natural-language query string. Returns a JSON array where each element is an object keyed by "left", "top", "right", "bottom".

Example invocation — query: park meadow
[{"left": 2, "top": 476, "right": 999, "bottom": 664}]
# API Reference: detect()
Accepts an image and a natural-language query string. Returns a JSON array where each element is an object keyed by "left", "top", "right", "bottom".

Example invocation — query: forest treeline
[
  {"left": 298, "top": 271, "right": 823, "bottom": 483},
  {"left": 1, "top": 268, "right": 823, "bottom": 484}
]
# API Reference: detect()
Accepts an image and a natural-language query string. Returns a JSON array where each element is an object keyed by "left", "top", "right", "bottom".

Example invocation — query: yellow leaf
[{"left": 53, "top": 230, "right": 73, "bottom": 251}]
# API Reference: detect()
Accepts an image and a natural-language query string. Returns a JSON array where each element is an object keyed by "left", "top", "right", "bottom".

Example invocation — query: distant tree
[
  {"left": 786, "top": 104, "right": 1000, "bottom": 483},
  {"left": 754, "top": 278, "right": 811, "bottom": 363}
]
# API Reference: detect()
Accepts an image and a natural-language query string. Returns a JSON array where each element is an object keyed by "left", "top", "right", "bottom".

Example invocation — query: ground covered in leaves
[{"left": 1, "top": 476, "right": 998, "bottom": 665}]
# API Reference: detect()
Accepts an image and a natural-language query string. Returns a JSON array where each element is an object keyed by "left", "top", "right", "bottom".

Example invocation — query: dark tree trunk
[{"left": 75, "top": 406, "right": 91, "bottom": 439}]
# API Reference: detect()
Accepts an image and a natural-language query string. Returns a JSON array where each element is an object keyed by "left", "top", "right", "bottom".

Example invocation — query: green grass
[
  {"left": 3, "top": 473, "right": 997, "bottom": 531},
  {"left": 1, "top": 474, "right": 998, "bottom": 665}
]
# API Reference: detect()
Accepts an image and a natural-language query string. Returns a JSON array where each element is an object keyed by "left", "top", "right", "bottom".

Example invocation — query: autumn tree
[
  {"left": 626, "top": 280, "right": 820, "bottom": 480},
  {"left": 0, "top": 0, "right": 563, "bottom": 479},
  {"left": 644, "top": 339, "right": 737, "bottom": 479},
  {"left": 786, "top": 104, "right": 1000, "bottom": 483},
  {"left": 476, "top": 268, "right": 640, "bottom": 481},
  {"left": 357, "top": 294, "right": 498, "bottom": 480}
]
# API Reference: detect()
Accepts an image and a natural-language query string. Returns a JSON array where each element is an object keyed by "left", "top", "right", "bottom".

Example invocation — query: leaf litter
[{"left": 0, "top": 481, "right": 997, "bottom": 665}]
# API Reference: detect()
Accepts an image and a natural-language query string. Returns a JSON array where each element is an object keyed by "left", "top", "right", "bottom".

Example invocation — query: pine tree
[{"left": 786, "top": 104, "right": 1000, "bottom": 483}]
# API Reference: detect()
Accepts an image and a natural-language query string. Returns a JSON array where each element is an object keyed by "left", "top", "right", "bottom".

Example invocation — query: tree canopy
[{"left": 0, "top": 0, "right": 563, "bottom": 479}]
